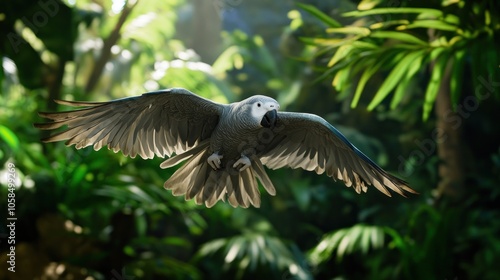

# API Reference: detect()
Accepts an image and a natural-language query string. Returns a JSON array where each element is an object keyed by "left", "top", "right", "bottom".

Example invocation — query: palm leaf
[
  {"left": 370, "top": 31, "right": 428, "bottom": 46},
  {"left": 297, "top": 3, "right": 342, "bottom": 28},
  {"left": 399, "top": 20, "right": 458, "bottom": 32},
  {"left": 367, "top": 50, "right": 424, "bottom": 110},
  {"left": 0, "top": 125, "right": 20, "bottom": 152},
  {"left": 332, "top": 65, "right": 352, "bottom": 91},
  {"left": 308, "top": 224, "right": 386, "bottom": 264},
  {"left": 326, "top": 26, "right": 371, "bottom": 36},
  {"left": 343, "top": 8, "right": 443, "bottom": 18},
  {"left": 423, "top": 50, "right": 451, "bottom": 120},
  {"left": 390, "top": 49, "right": 426, "bottom": 109},
  {"left": 357, "top": 0, "right": 383, "bottom": 10},
  {"left": 328, "top": 44, "right": 354, "bottom": 67},
  {"left": 449, "top": 48, "right": 466, "bottom": 108},
  {"left": 351, "top": 53, "right": 391, "bottom": 108},
  {"left": 350, "top": 40, "right": 379, "bottom": 49},
  {"left": 369, "top": 19, "right": 411, "bottom": 30},
  {"left": 196, "top": 233, "right": 312, "bottom": 280}
]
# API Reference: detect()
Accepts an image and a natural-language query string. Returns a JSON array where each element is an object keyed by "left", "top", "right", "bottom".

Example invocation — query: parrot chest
[{"left": 210, "top": 120, "right": 267, "bottom": 163}]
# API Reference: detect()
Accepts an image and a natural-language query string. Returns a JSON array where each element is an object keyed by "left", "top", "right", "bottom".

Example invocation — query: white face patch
[{"left": 249, "top": 97, "right": 280, "bottom": 122}]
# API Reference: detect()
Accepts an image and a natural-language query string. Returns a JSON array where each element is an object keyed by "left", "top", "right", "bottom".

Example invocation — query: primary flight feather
[{"left": 35, "top": 88, "right": 416, "bottom": 208}]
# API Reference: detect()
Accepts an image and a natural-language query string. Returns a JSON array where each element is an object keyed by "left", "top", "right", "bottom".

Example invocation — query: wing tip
[
  {"left": 54, "top": 99, "right": 105, "bottom": 107},
  {"left": 390, "top": 176, "right": 418, "bottom": 197}
]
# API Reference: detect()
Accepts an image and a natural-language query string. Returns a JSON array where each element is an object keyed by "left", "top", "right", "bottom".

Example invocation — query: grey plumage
[{"left": 35, "top": 88, "right": 416, "bottom": 208}]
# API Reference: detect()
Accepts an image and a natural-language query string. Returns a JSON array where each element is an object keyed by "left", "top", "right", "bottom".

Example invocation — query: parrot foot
[
  {"left": 207, "top": 152, "right": 223, "bottom": 170},
  {"left": 233, "top": 155, "right": 251, "bottom": 171}
]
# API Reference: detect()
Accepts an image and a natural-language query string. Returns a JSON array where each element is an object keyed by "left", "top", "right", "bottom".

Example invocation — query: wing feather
[
  {"left": 259, "top": 112, "right": 417, "bottom": 197},
  {"left": 35, "top": 88, "right": 224, "bottom": 159}
]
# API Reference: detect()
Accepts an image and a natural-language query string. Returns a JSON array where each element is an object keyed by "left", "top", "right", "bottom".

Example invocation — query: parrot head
[{"left": 246, "top": 95, "right": 280, "bottom": 129}]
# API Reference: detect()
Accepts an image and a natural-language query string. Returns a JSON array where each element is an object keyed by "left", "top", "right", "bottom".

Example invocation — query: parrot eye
[{"left": 257, "top": 103, "right": 261, "bottom": 107}]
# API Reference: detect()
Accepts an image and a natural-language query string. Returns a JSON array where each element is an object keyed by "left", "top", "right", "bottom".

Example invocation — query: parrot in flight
[{"left": 35, "top": 88, "right": 416, "bottom": 208}]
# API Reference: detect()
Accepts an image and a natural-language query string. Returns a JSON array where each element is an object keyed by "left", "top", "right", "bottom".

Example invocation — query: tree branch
[{"left": 84, "top": 1, "right": 137, "bottom": 94}]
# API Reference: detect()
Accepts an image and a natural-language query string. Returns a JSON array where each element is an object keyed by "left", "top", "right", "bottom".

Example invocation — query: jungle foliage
[{"left": 1, "top": 0, "right": 499, "bottom": 279}]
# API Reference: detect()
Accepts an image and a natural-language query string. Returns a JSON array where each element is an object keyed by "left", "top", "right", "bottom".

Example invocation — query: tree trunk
[
  {"left": 84, "top": 2, "right": 137, "bottom": 93},
  {"left": 434, "top": 58, "right": 465, "bottom": 202},
  {"left": 190, "top": 0, "right": 221, "bottom": 63},
  {"left": 45, "top": 59, "right": 66, "bottom": 111}
]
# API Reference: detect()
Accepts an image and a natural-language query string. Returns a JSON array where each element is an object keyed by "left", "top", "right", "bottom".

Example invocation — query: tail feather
[
  {"left": 200, "top": 171, "right": 225, "bottom": 205},
  {"left": 163, "top": 147, "right": 275, "bottom": 208},
  {"left": 251, "top": 155, "right": 276, "bottom": 196},
  {"left": 228, "top": 174, "right": 243, "bottom": 207},
  {"left": 189, "top": 160, "right": 211, "bottom": 198},
  {"left": 166, "top": 150, "right": 206, "bottom": 196},
  {"left": 205, "top": 183, "right": 225, "bottom": 208},
  {"left": 160, "top": 141, "right": 209, "bottom": 168},
  {"left": 241, "top": 168, "right": 260, "bottom": 207}
]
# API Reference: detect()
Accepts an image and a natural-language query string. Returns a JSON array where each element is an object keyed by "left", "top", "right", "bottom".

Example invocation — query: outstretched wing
[
  {"left": 259, "top": 112, "right": 416, "bottom": 197},
  {"left": 35, "top": 88, "right": 224, "bottom": 159}
]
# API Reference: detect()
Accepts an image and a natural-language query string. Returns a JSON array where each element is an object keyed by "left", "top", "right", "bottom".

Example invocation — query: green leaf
[
  {"left": 423, "top": 50, "right": 451, "bottom": 120},
  {"left": 390, "top": 50, "right": 426, "bottom": 109},
  {"left": 372, "top": 226, "right": 385, "bottom": 249},
  {"left": 196, "top": 238, "right": 226, "bottom": 257},
  {"left": 135, "top": 211, "right": 147, "bottom": 236},
  {"left": 212, "top": 46, "right": 244, "bottom": 73},
  {"left": 343, "top": 8, "right": 443, "bottom": 18},
  {"left": 360, "top": 227, "right": 371, "bottom": 254},
  {"left": 323, "top": 35, "right": 365, "bottom": 49},
  {"left": 443, "top": 13, "right": 460, "bottom": 25},
  {"left": 332, "top": 64, "right": 352, "bottom": 91},
  {"left": 308, "top": 225, "right": 386, "bottom": 264},
  {"left": 449, "top": 48, "right": 467, "bottom": 108},
  {"left": 400, "top": 20, "right": 458, "bottom": 32},
  {"left": 197, "top": 233, "right": 311, "bottom": 279},
  {"left": 383, "top": 227, "right": 407, "bottom": 252},
  {"left": 308, "top": 232, "right": 342, "bottom": 266},
  {"left": 69, "top": 164, "right": 88, "bottom": 186},
  {"left": 326, "top": 27, "right": 371, "bottom": 36},
  {"left": 345, "top": 225, "right": 363, "bottom": 254},
  {"left": 357, "top": 0, "right": 383, "bottom": 10},
  {"left": 163, "top": 236, "right": 191, "bottom": 247},
  {"left": 328, "top": 45, "right": 354, "bottom": 67},
  {"left": 297, "top": 3, "right": 342, "bottom": 28},
  {"left": 127, "top": 185, "right": 155, "bottom": 204},
  {"left": 442, "top": 0, "right": 460, "bottom": 6},
  {"left": 298, "top": 37, "right": 345, "bottom": 46},
  {"left": 0, "top": 125, "right": 20, "bottom": 152},
  {"left": 336, "top": 230, "right": 351, "bottom": 259},
  {"left": 369, "top": 19, "right": 411, "bottom": 30},
  {"left": 390, "top": 76, "right": 413, "bottom": 110},
  {"left": 350, "top": 48, "right": 403, "bottom": 108},
  {"left": 429, "top": 46, "right": 446, "bottom": 62},
  {"left": 367, "top": 50, "right": 424, "bottom": 110},
  {"left": 224, "top": 238, "right": 243, "bottom": 263},
  {"left": 370, "top": 31, "right": 428, "bottom": 46},
  {"left": 351, "top": 58, "right": 382, "bottom": 108},
  {"left": 350, "top": 41, "right": 379, "bottom": 49}
]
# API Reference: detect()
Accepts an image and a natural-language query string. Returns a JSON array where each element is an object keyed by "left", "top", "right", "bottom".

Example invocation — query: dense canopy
[{"left": 0, "top": 0, "right": 499, "bottom": 279}]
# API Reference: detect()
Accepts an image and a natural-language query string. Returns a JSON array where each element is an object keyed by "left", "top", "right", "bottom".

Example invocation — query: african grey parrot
[{"left": 35, "top": 88, "right": 416, "bottom": 208}]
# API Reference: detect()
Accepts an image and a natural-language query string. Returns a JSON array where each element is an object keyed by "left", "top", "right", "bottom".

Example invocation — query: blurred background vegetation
[{"left": 1, "top": 0, "right": 499, "bottom": 279}]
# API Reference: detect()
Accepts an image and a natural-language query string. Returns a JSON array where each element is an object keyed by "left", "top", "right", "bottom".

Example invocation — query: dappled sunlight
[
  {"left": 1, "top": 0, "right": 499, "bottom": 279},
  {"left": 152, "top": 59, "right": 213, "bottom": 80}
]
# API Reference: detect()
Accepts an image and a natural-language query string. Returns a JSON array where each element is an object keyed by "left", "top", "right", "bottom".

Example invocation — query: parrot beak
[{"left": 261, "top": 109, "right": 278, "bottom": 129}]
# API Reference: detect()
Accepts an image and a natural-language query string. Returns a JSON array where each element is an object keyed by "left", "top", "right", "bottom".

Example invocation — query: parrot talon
[
  {"left": 207, "top": 152, "right": 223, "bottom": 170},
  {"left": 233, "top": 155, "right": 251, "bottom": 171}
]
